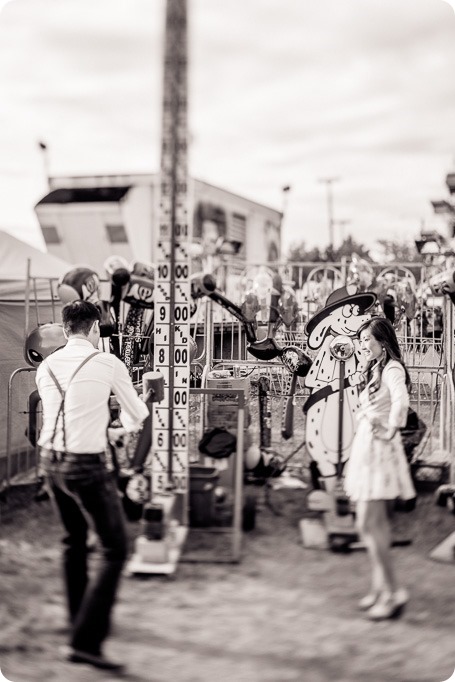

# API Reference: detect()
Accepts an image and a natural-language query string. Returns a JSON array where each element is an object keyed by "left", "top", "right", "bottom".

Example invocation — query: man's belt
[{"left": 40, "top": 448, "right": 105, "bottom": 460}]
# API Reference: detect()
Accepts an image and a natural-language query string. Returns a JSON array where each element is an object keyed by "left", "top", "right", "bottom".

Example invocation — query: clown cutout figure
[{"left": 303, "top": 285, "right": 377, "bottom": 490}]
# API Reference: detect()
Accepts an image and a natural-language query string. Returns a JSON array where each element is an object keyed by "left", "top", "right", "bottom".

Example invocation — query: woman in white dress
[{"left": 344, "top": 317, "right": 416, "bottom": 620}]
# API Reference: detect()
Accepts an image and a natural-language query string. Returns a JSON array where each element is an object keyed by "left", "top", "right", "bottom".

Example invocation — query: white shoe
[
  {"left": 358, "top": 593, "right": 379, "bottom": 611},
  {"left": 366, "top": 590, "right": 408, "bottom": 621},
  {"left": 393, "top": 588, "right": 409, "bottom": 608}
]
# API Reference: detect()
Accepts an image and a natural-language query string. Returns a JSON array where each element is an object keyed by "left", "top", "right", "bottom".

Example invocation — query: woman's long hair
[{"left": 357, "top": 317, "right": 411, "bottom": 397}]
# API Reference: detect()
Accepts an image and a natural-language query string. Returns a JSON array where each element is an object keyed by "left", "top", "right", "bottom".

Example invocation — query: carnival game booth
[
  {"left": 4, "top": 229, "right": 453, "bottom": 562},
  {"left": 206, "top": 257, "right": 449, "bottom": 459},
  {"left": 0, "top": 231, "right": 73, "bottom": 491},
  {"left": 196, "top": 256, "right": 453, "bottom": 551}
]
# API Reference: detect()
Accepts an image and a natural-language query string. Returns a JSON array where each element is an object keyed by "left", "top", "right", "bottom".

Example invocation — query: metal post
[
  {"left": 337, "top": 360, "right": 345, "bottom": 480},
  {"left": 232, "top": 390, "right": 245, "bottom": 562},
  {"left": 24, "top": 258, "right": 31, "bottom": 344}
]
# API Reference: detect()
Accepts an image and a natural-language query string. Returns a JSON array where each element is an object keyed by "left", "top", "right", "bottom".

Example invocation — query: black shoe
[{"left": 61, "top": 645, "right": 125, "bottom": 672}]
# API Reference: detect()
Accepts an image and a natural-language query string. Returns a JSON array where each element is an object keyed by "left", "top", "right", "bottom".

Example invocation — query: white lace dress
[{"left": 343, "top": 360, "right": 416, "bottom": 502}]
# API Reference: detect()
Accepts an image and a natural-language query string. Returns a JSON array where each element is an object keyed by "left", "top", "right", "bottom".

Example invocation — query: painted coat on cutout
[{"left": 303, "top": 285, "right": 377, "bottom": 484}]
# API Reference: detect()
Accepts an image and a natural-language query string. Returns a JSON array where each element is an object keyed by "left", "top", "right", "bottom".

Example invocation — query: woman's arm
[
  {"left": 371, "top": 362, "right": 409, "bottom": 441},
  {"left": 383, "top": 362, "right": 409, "bottom": 431}
]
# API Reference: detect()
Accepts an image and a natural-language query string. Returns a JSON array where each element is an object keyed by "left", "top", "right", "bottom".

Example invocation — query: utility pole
[
  {"left": 281, "top": 185, "right": 291, "bottom": 220},
  {"left": 318, "top": 177, "right": 339, "bottom": 250},
  {"left": 38, "top": 140, "right": 50, "bottom": 190},
  {"left": 280, "top": 185, "right": 291, "bottom": 256}
]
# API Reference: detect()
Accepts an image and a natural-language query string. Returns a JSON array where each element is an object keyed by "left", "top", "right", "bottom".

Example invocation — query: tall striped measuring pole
[{"left": 152, "top": 0, "right": 191, "bottom": 521}]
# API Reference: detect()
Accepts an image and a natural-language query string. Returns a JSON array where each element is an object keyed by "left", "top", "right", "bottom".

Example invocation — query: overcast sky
[{"left": 0, "top": 0, "right": 455, "bottom": 257}]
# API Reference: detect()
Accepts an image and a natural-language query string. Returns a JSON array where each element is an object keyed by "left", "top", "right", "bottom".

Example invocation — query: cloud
[
  {"left": 189, "top": 0, "right": 455, "bottom": 250},
  {"left": 0, "top": 0, "right": 454, "bottom": 254},
  {"left": 441, "top": 0, "right": 455, "bottom": 12},
  {"left": 0, "top": 0, "right": 14, "bottom": 12}
]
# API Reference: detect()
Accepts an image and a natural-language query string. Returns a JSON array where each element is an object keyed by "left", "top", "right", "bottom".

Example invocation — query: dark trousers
[{"left": 41, "top": 450, "right": 128, "bottom": 655}]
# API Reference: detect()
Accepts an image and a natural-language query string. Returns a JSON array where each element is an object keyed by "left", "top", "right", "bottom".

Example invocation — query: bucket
[
  {"left": 299, "top": 516, "right": 328, "bottom": 549},
  {"left": 189, "top": 465, "right": 219, "bottom": 527}
]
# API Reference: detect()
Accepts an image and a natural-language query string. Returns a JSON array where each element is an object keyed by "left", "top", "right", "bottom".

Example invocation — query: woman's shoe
[
  {"left": 358, "top": 593, "right": 379, "bottom": 611},
  {"left": 393, "top": 588, "right": 409, "bottom": 608},
  {"left": 365, "top": 592, "right": 406, "bottom": 621}
]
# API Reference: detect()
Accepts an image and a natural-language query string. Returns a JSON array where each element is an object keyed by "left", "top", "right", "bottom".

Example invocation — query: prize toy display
[
  {"left": 196, "top": 271, "right": 306, "bottom": 364},
  {"left": 193, "top": 270, "right": 312, "bottom": 477},
  {"left": 57, "top": 266, "right": 116, "bottom": 337},
  {"left": 57, "top": 261, "right": 156, "bottom": 373},
  {"left": 103, "top": 255, "right": 131, "bottom": 357},
  {"left": 244, "top": 376, "right": 288, "bottom": 480},
  {"left": 192, "top": 272, "right": 257, "bottom": 343},
  {"left": 428, "top": 266, "right": 455, "bottom": 303},
  {"left": 372, "top": 268, "right": 417, "bottom": 331},
  {"left": 246, "top": 270, "right": 296, "bottom": 360},
  {"left": 119, "top": 260, "right": 155, "bottom": 374},
  {"left": 236, "top": 270, "right": 308, "bottom": 442},
  {"left": 238, "top": 266, "right": 275, "bottom": 327},
  {"left": 346, "top": 255, "right": 419, "bottom": 333},
  {"left": 57, "top": 266, "right": 101, "bottom": 305},
  {"left": 427, "top": 267, "right": 455, "bottom": 513},
  {"left": 301, "top": 265, "right": 344, "bottom": 320},
  {"left": 346, "top": 254, "right": 374, "bottom": 292}
]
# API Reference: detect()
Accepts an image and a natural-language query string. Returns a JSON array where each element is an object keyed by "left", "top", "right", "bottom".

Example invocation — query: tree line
[{"left": 286, "top": 235, "right": 421, "bottom": 264}]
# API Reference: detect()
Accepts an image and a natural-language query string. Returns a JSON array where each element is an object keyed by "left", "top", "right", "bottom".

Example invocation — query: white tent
[
  {"left": 0, "top": 230, "right": 72, "bottom": 479},
  {"left": 0, "top": 229, "right": 71, "bottom": 298}
]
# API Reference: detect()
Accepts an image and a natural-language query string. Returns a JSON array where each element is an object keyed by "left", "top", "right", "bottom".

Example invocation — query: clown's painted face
[{"left": 329, "top": 303, "right": 371, "bottom": 336}]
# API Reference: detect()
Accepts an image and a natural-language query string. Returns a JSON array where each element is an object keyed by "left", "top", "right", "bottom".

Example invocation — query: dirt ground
[{"left": 1, "top": 476, "right": 455, "bottom": 682}]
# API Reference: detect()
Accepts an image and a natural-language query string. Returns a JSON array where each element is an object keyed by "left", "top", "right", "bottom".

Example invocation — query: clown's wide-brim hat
[{"left": 305, "top": 285, "right": 377, "bottom": 336}]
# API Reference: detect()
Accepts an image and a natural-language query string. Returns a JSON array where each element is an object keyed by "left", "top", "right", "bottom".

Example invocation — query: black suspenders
[{"left": 44, "top": 352, "right": 100, "bottom": 453}]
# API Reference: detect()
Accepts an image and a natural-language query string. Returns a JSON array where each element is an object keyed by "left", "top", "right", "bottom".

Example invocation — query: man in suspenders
[{"left": 36, "top": 300, "right": 149, "bottom": 672}]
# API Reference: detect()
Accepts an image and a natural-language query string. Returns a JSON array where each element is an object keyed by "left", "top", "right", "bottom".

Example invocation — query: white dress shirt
[{"left": 36, "top": 338, "right": 149, "bottom": 453}]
